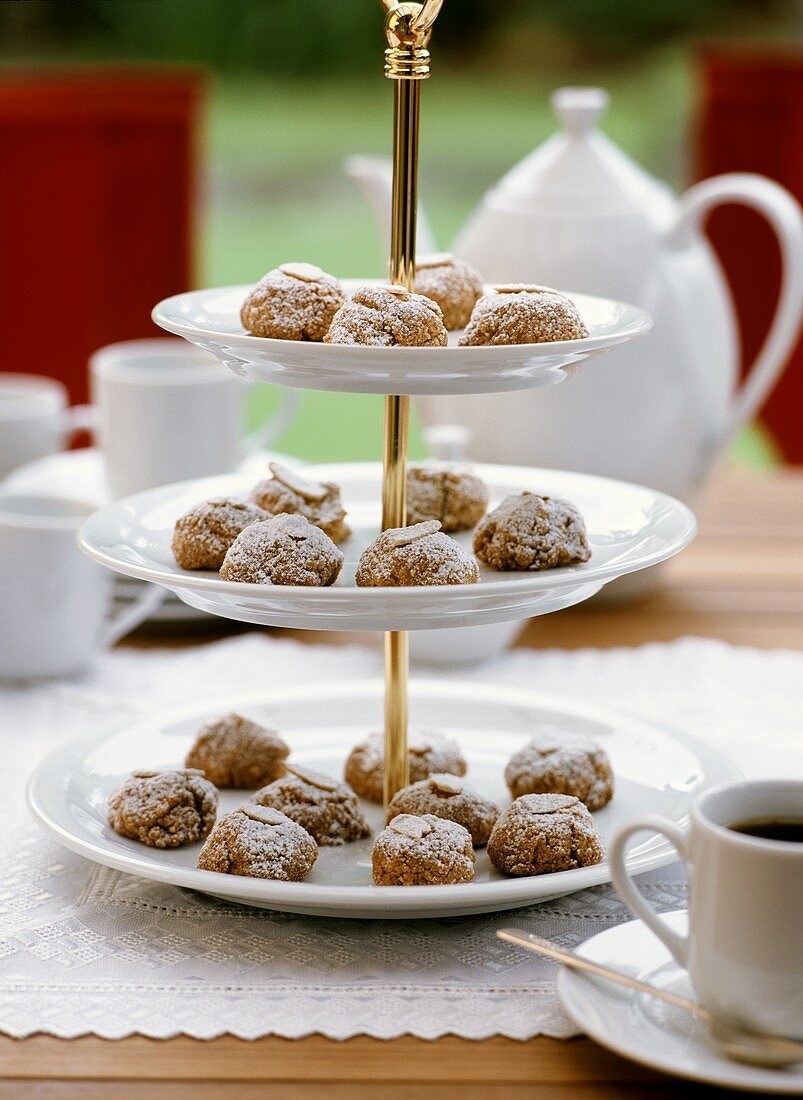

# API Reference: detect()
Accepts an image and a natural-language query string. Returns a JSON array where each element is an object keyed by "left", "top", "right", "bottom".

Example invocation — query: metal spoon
[{"left": 497, "top": 927, "right": 803, "bottom": 1068}]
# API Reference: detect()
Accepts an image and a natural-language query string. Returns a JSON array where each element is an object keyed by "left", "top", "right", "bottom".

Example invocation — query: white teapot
[{"left": 348, "top": 87, "right": 803, "bottom": 502}]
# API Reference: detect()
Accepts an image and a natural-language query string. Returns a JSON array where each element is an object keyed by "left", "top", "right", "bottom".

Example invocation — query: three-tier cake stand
[{"left": 28, "top": 1, "right": 738, "bottom": 919}]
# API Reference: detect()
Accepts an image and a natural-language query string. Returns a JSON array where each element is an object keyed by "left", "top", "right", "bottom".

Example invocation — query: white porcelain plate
[
  {"left": 77, "top": 462, "right": 695, "bottom": 632},
  {"left": 152, "top": 282, "right": 652, "bottom": 396},
  {"left": 3, "top": 447, "right": 296, "bottom": 626},
  {"left": 558, "top": 914, "right": 803, "bottom": 1094},
  {"left": 27, "top": 681, "right": 739, "bottom": 920}
]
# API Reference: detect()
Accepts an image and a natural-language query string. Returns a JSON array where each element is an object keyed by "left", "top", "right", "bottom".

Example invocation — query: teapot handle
[{"left": 667, "top": 173, "right": 803, "bottom": 450}]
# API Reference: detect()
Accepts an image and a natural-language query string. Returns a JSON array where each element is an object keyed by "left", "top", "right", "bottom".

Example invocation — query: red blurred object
[
  {"left": 696, "top": 46, "right": 803, "bottom": 461},
  {"left": 0, "top": 68, "right": 206, "bottom": 405}
]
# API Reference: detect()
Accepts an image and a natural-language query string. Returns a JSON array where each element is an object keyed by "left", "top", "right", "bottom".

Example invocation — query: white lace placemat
[{"left": 2, "top": 634, "right": 802, "bottom": 1041}]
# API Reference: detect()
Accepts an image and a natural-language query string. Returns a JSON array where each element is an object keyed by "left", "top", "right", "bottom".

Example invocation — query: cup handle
[
  {"left": 609, "top": 816, "right": 690, "bottom": 968},
  {"left": 102, "top": 584, "right": 166, "bottom": 647},
  {"left": 243, "top": 388, "right": 301, "bottom": 454},
  {"left": 60, "top": 403, "right": 99, "bottom": 446}
]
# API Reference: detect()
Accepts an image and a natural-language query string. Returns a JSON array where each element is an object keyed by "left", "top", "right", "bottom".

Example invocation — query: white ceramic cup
[
  {"left": 90, "top": 339, "right": 298, "bottom": 499},
  {"left": 610, "top": 779, "right": 803, "bottom": 1040},
  {"left": 0, "top": 492, "right": 163, "bottom": 680},
  {"left": 0, "top": 374, "right": 95, "bottom": 480}
]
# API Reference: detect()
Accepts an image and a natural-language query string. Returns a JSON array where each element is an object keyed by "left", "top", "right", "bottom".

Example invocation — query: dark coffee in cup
[{"left": 728, "top": 818, "right": 803, "bottom": 843}]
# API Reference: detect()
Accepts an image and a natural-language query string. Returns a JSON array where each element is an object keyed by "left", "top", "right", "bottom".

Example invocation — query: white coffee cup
[
  {"left": 90, "top": 339, "right": 298, "bottom": 499},
  {"left": 0, "top": 374, "right": 95, "bottom": 480},
  {"left": 0, "top": 493, "right": 163, "bottom": 680},
  {"left": 610, "top": 779, "right": 803, "bottom": 1040}
]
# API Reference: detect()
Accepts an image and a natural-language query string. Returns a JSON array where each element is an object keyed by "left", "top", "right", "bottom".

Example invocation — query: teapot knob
[{"left": 551, "top": 87, "right": 609, "bottom": 135}]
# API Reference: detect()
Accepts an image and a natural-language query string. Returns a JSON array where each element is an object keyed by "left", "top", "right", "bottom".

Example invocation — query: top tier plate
[{"left": 152, "top": 281, "right": 652, "bottom": 396}]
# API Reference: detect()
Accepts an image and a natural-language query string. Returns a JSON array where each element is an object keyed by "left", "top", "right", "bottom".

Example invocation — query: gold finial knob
[{"left": 384, "top": 1, "right": 435, "bottom": 80}]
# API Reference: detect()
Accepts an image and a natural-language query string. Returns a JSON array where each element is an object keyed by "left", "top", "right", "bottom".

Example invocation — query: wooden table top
[{"left": 3, "top": 465, "right": 801, "bottom": 1098}]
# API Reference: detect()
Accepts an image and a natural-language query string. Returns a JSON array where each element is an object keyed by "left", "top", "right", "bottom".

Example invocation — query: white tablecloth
[{"left": 2, "top": 634, "right": 801, "bottom": 1040}]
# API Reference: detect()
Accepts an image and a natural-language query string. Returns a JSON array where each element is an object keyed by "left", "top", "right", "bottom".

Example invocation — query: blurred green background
[{"left": 2, "top": 0, "right": 794, "bottom": 464}]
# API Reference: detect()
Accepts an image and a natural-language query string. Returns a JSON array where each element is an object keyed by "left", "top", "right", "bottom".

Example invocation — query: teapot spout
[{"left": 345, "top": 154, "right": 438, "bottom": 258}]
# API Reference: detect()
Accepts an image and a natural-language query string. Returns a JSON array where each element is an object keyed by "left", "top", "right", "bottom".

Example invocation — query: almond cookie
[
  {"left": 473, "top": 492, "right": 590, "bottom": 571},
  {"left": 251, "top": 764, "right": 370, "bottom": 846},
  {"left": 414, "top": 253, "right": 484, "bottom": 330},
  {"left": 172, "top": 497, "right": 267, "bottom": 570},
  {"left": 386, "top": 773, "right": 499, "bottom": 847},
  {"left": 459, "top": 286, "right": 588, "bottom": 346},
  {"left": 250, "top": 462, "right": 350, "bottom": 544},
  {"left": 324, "top": 284, "right": 448, "bottom": 347},
  {"left": 197, "top": 804, "right": 318, "bottom": 880},
  {"left": 240, "top": 262, "right": 346, "bottom": 341},
  {"left": 344, "top": 730, "right": 467, "bottom": 805},
  {"left": 185, "top": 712, "right": 290, "bottom": 789},
  {"left": 487, "top": 793, "right": 604, "bottom": 876},
  {"left": 355, "top": 520, "right": 479, "bottom": 587},
  {"left": 220, "top": 513, "right": 344, "bottom": 586},
  {"left": 371, "top": 814, "right": 475, "bottom": 885},
  {"left": 505, "top": 728, "right": 614, "bottom": 811},
  {"left": 107, "top": 768, "right": 218, "bottom": 849},
  {"left": 406, "top": 466, "right": 489, "bottom": 532}
]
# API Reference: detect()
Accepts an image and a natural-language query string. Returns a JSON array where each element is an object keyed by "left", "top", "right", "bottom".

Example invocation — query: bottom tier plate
[{"left": 27, "top": 680, "right": 739, "bottom": 919}]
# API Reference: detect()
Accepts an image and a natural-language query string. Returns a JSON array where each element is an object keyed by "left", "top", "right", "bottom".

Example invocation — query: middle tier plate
[{"left": 79, "top": 462, "right": 696, "bottom": 632}]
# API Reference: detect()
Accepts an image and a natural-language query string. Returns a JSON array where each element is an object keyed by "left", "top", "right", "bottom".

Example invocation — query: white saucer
[
  {"left": 558, "top": 913, "right": 803, "bottom": 1094},
  {"left": 1, "top": 446, "right": 294, "bottom": 507},
  {"left": 27, "top": 680, "right": 739, "bottom": 920},
  {"left": 152, "top": 282, "right": 652, "bottom": 396},
  {"left": 78, "top": 461, "right": 696, "bottom": 632},
  {"left": 3, "top": 447, "right": 295, "bottom": 625}
]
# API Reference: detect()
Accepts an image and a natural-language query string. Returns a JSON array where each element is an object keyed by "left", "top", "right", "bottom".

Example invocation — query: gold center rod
[
  {"left": 382, "top": 74, "right": 422, "bottom": 807},
  {"left": 380, "top": 0, "right": 441, "bottom": 807},
  {"left": 389, "top": 79, "right": 420, "bottom": 292}
]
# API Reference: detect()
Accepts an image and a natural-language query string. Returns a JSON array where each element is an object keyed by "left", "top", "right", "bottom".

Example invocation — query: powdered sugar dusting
[
  {"left": 251, "top": 769, "right": 370, "bottom": 846},
  {"left": 240, "top": 265, "right": 346, "bottom": 341},
  {"left": 184, "top": 712, "right": 289, "bottom": 789},
  {"left": 197, "top": 806, "right": 318, "bottom": 880},
  {"left": 407, "top": 466, "right": 489, "bottom": 532},
  {"left": 372, "top": 814, "right": 475, "bottom": 885},
  {"left": 487, "top": 794, "right": 604, "bottom": 876},
  {"left": 325, "top": 285, "right": 448, "bottom": 347},
  {"left": 250, "top": 469, "right": 350, "bottom": 543},
  {"left": 504, "top": 727, "right": 613, "bottom": 810},
  {"left": 356, "top": 526, "right": 479, "bottom": 587},
  {"left": 473, "top": 492, "right": 590, "bottom": 572},
  {"left": 344, "top": 730, "right": 467, "bottom": 805},
  {"left": 107, "top": 769, "right": 218, "bottom": 849},
  {"left": 459, "top": 289, "right": 588, "bottom": 346},
  {"left": 386, "top": 776, "right": 500, "bottom": 847},
  {"left": 414, "top": 255, "right": 484, "bottom": 330},
  {"left": 172, "top": 497, "right": 267, "bottom": 571},
  {"left": 220, "top": 513, "right": 344, "bottom": 587}
]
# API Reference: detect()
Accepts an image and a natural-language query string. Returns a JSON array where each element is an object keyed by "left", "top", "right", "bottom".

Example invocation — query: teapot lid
[{"left": 487, "top": 87, "right": 676, "bottom": 221}]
